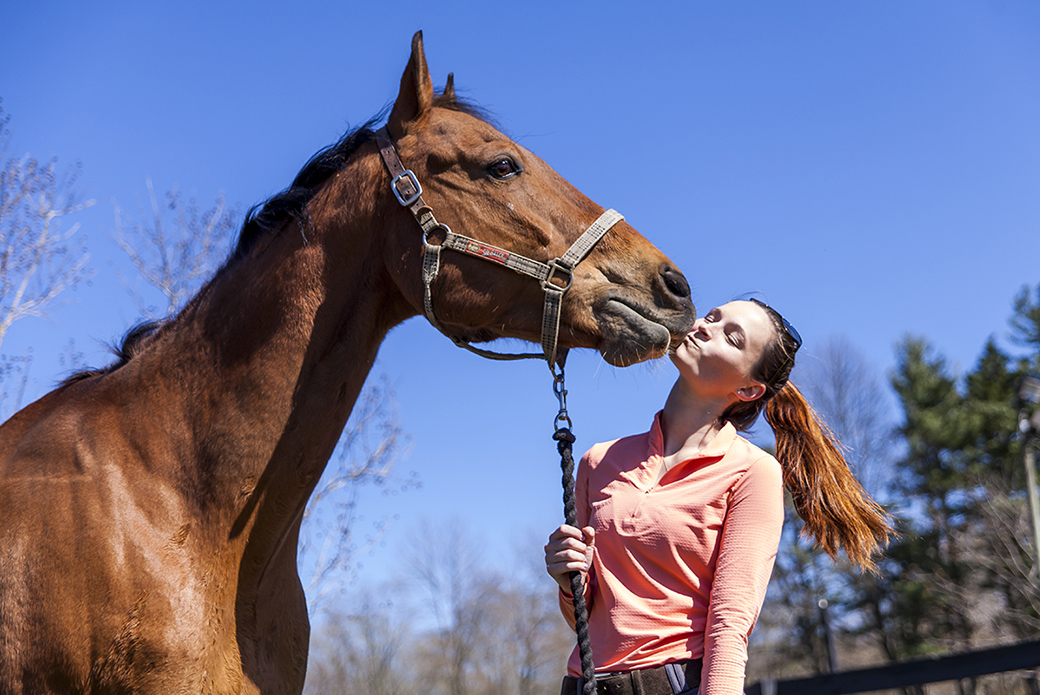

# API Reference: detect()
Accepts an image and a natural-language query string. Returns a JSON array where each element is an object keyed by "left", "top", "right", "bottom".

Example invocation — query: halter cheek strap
[{"left": 374, "top": 126, "right": 623, "bottom": 370}]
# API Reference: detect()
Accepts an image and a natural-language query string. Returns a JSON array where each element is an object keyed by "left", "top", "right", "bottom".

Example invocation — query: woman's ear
[{"left": 736, "top": 381, "right": 767, "bottom": 402}]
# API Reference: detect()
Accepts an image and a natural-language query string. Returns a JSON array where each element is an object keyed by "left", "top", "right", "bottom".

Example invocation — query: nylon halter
[{"left": 373, "top": 126, "right": 623, "bottom": 372}]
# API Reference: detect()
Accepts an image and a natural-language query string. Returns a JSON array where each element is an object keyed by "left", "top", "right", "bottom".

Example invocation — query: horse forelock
[{"left": 432, "top": 92, "right": 499, "bottom": 128}]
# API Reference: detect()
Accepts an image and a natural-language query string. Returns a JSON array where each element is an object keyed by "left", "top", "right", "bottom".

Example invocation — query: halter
[{"left": 373, "top": 127, "right": 623, "bottom": 373}]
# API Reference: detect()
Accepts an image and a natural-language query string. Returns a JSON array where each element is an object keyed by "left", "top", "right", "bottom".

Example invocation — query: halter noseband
[{"left": 374, "top": 126, "right": 623, "bottom": 371}]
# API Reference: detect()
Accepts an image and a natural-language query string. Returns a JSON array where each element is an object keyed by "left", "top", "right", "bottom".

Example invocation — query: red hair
[
  {"left": 765, "top": 382, "right": 893, "bottom": 572},
  {"left": 722, "top": 301, "right": 893, "bottom": 572}
]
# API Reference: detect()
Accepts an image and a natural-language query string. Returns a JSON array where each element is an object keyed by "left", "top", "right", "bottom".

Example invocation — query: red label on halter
[{"left": 464, "top": 241, "right": 510, "bottom": 265}]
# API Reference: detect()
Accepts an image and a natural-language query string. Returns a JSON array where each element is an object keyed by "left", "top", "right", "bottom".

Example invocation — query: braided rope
[{"left": 554, "top": 428, "right": 597, "bottom": 695}]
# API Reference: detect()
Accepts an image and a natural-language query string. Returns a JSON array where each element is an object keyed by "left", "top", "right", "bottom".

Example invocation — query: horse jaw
[
  {"left": 593, "top": 298, "right": 684, "bottom": 367},
  {"left": 439, "top": 290, "right": 694, "bottom": 368}
]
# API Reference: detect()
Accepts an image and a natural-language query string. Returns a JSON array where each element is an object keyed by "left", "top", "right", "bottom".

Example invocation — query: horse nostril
[{"left": 660, "top": 264, "right": 691, "bottom": 300}]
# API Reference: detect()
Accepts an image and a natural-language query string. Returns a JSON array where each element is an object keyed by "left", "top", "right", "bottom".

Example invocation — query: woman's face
[{"left": 669, "top": 300, "right": 776, "bottom": 403}]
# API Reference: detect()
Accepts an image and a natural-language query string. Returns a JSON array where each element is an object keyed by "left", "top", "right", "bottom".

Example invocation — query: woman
[{"left": 545, "top": 299, "right": 893, "bottom": 695}]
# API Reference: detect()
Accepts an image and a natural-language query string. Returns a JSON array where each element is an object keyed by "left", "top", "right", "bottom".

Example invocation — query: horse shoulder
[{"left": 0, "top": 380, "right": 244, "bottom": 693}]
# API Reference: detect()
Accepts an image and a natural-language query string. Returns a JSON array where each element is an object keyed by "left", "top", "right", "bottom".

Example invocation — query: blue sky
[{"left": 3, "top": 2, "right": 1040, "bottom": 598}]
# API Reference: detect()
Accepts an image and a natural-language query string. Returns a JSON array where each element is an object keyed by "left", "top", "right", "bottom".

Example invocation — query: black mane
[
  {"left": 62, "top": 92, "right": 492, "bottom": 386},
  {"left": 61, "top": 321, "right": 164, "bottom": 386},
  {"left": 231, "top": 116, "right": 382, "bottom": 261}
]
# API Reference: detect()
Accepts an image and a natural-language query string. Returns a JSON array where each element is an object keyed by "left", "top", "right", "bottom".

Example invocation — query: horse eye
[{"left": 488, "top": 158, "right": 520, "bottom": 179}]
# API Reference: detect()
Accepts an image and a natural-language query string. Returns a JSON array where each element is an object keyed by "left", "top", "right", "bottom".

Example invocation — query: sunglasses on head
[{"left": 749, "top": 298, "right": 802, "bottom": 351}]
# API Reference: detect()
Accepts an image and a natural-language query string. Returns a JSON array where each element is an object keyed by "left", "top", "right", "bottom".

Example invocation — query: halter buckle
[
  {"left": 391, "top": 170, "right": 423, "bottom": 207},
  {"left": 541, "top": 259, "right": 574, "bottom": 293}
]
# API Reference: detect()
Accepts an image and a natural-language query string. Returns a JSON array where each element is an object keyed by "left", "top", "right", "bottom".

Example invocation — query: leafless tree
[
  {"left": 305, "top": 525, "right": 575, "bottom": 695},
  {"left": 958, "top": 473, "right": 1040, "bottom": 640},
  {"left": 407, "top": 517, "right": 485, "bottom": 695},
  {"left": 305, "top": 591, "right": 413, "bottom": 695},
  {"left": 405, "top": 523, "right": 576, "bottom": 695},
  {"left": 800, "top": 335, "right": 895, "bottom": 499},
  {"left": 0, "top": 103, "right": 93, "bottom": 417},
  {"left": 112, "top": 178, "right": 237, "bottom": 318},
  {"left": 299, "top": 373, "right": 413, "bottom": 616},
  {"left": 468, "top": 534, "right": 577, "bottom": 695}
]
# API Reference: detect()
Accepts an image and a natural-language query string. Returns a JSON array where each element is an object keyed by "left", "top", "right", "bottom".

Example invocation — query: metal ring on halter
[
  {"left": 422, "top": 222, "right": 451, "bottom": 247},
  {"left": 541, "top": 258, "right": 574, "bottom": 293}
]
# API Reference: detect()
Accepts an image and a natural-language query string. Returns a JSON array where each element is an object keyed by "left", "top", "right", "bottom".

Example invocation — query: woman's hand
[{"left": 544, "top": 524, "right": 595, "bottom": 592}]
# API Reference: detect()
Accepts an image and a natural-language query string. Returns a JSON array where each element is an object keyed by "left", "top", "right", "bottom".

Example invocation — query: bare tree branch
[
  {"left": 111, "top": 178, "right": 237, "bottom": 318},
  {"left": 0, "top": 102, "right": 93, "bottom": 418},
  {"left": 306, "top": 592, "right": 413, "bottom": 695},
  {"left": 299, "top": 373, "right": 414, "bottom": 616},
  {"left": 0, "top": 103, "right": 94, "bottom": 357},
  {"left": 800, "top": 335, "right": 895, "bottom": 501},
  {"left": 305, "top": 527, "right": 580, "bottom": 695}
]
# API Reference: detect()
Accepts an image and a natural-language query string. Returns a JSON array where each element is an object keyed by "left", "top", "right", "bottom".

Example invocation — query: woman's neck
[{"left": 659, "top": 378, "right": 731, "bottom": 465}]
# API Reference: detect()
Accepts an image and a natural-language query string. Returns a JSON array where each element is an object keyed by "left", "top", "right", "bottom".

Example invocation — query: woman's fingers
[
  {"left": 545, "top": 525, "right": 595, "bottom": 585},
  {"left": 581, "top": 526, "right": 595, "bottom": 547},
  {"left": 548, "top": 524, "right": 583, "bottom": 542}
]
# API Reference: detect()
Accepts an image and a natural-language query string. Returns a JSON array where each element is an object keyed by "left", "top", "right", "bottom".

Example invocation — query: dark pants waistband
[{"left": 560, "top": 659, "right": 702, "bottom": 695}]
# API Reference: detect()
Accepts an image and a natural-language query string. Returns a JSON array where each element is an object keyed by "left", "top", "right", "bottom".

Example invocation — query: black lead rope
[{"left": 552, "top": 367, "right": 597, "bottom": 695}]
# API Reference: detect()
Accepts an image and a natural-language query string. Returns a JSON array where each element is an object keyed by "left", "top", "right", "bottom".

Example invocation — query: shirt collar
[{"left": 648, "top": 410, "right": 738, "bottom": 461}]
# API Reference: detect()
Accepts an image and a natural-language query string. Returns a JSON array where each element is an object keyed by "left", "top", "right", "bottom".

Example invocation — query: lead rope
[{"left": 552, "top": 365, "right": 597, "bottom": 695}]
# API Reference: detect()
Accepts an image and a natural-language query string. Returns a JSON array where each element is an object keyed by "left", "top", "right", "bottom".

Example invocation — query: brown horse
[{"left": 0, "top": 33, "right": 695, "bottom": 694}]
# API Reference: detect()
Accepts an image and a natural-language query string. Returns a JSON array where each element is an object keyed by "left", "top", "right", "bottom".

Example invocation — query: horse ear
[
  {"left": 388, "top": 31, "right": 434, "bottom": 138},
  {"left": 443, "top": 73, "right": 456, "bottom": 101}
]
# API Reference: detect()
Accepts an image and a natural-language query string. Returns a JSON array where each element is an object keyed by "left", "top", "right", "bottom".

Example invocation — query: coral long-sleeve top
[{"left": 559, "top": 412, "right": 784, "bottom": 695}]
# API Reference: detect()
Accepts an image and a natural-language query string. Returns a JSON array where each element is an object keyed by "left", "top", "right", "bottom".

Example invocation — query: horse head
[{"left": 376, "top": 32, "right": 696, "bottom": 367}]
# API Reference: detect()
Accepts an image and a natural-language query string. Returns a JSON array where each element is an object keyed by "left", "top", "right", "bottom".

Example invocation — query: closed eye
[{"left": 487, "top": 157, "right": 522, "bottom": 179}]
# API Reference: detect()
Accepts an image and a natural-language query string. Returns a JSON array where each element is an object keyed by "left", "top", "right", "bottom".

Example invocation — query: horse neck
[{"left": 141, "top": 157, "right": 415, "bottom": 553}]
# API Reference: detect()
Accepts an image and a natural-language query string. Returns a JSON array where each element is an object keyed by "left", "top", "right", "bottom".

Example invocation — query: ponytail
[
  {"left": 765, "top": 381, "right": 893, "bottom": 573},
  {"left": 724, "top": 298, "right": 895, "bottom": 571}
]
